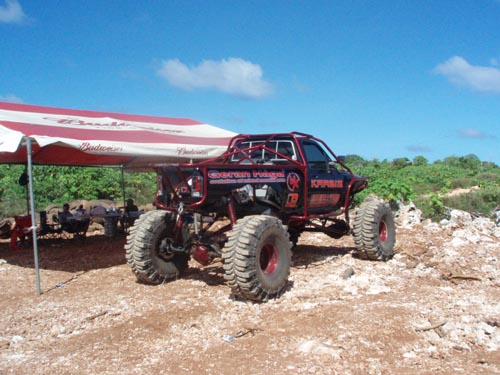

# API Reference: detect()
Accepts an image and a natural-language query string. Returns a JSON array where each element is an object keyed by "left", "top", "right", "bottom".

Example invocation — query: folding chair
[
  {"left": 10, "top": 215, "right": 33, "bottom": 250},
  {"left": 59, "top": 216, "right": 90, "bottom": 240},
  {"left": 121, "top": 210, "right": 144, "bottom": 234}
]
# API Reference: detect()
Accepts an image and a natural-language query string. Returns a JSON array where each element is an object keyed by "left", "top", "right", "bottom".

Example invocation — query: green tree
[
  {"left": 344, "top": 154, "right": 366, "bottom": 167},
  {"left": 443, "top": 156, "right": 460, "bottom": 167},
  {"left": 412, "top": 155, "right": 428, "bottom": 166},
  {"left": 391, "top": 157, "right": 411, "bottom": 169},
  {"left": 458, "top": 154, "right": 481, "bottom": 170}
]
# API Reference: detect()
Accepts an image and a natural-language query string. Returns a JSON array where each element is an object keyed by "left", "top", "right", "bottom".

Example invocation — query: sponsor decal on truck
[
  {"left": 311, "top": 179, "right": 343, "bottom": 188},
  {"left": 208, "top": 169, "right": 286, "bottom": 185}
]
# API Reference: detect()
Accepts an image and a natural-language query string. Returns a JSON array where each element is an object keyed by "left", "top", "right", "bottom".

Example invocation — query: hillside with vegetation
[
  {"left": 344, "top": 154, "right": 499, "bottom": 221},
  {"left": 0, "top": 153, "right": 499, "bottom": 221}
]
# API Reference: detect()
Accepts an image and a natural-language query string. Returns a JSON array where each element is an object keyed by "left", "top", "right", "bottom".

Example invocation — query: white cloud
[
  {"left": 0, "top": 0, "right": 26, "bottom": 24},
  {"left": 157, "top": 58, "right": 274, "bottom": 99},
  {"left": 458, "top": 128, "right": 495, "bottom": 139},
  {"left": 434, "top": 56, "right": 500, "bottom": 93},
  {"left": 406, "top": 145, "right": 431, "bottom": 153},
  {"left": 0, "top": 94, "right": 23, "bottom": 103}
]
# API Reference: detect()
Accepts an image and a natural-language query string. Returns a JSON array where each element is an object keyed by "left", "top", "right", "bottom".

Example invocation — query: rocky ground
[{"left": 0, "top": 207, "right": 499, "bottom": 375}]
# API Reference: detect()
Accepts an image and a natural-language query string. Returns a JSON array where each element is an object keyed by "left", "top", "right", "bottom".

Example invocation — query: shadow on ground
[
  {"left": 0, "top": 236, "right": 356, "bottom": 285},
  {"left": 0, "top": 234, "right": 127, "bottom": 273},
  {"left": 292, "top": 244, "right": 354, "bottom": 268}
]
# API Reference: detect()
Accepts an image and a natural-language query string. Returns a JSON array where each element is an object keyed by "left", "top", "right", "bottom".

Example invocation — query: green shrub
[
  {"left": 0, "top": 165, "right": 156, "bottom": 217},
  {"left": 442, "top": 187, "right": 500, "bottom": 217},
  {"left": 449, "top": 178, "right": 475, "bottom": 189},
  {"left": 416, "top": 194, "right": 445, "bottom": 222}
]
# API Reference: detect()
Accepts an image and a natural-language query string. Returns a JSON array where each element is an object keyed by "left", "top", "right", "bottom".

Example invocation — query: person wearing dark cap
[
  {"left": 59, "top": 203, "right": 89, "bottom": 238},
  {"left": 120, "top": 199, "right": 139, "bottom": 231}
]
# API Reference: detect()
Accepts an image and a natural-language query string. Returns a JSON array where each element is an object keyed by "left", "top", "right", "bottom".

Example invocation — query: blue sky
[{"left": 1, "top": 0, "right": 499, "bottom": 164}]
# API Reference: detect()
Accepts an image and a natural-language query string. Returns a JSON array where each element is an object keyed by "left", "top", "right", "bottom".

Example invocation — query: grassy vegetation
[
  {"left": 345, "top": 154, "right": 499, "bottom": 221},
  {"left": 0, "top": 164, "right": 156, "bottom": 217}
]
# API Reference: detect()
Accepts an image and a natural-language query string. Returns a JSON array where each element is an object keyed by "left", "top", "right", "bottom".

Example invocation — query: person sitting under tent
[
  {"left": 38, "top": 210, "right": 63, "bottom": 240},
  {"left": 58, "top": 203, "right": 90, "bottom": 238},
  {"left": 74, "top": 204, "right": 87, "bottom": 216},
  {"left": 120, "top": 198, "right": 140, "bottom": 232}
]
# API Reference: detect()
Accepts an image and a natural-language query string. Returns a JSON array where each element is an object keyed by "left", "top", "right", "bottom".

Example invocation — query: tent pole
[
  {"left": 25, "top": 172, "right": 29, "bottom": 214},
  {"left": 121, "top": 166, "right": 126, "bottom": 208},
  {"left": 26, "top": 138, "right": 42, "bottom": 295}
]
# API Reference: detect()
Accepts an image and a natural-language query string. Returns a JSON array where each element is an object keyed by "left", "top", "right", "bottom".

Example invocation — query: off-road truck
[{"left": 125, "top": 132, "right": 396, "bottom": 301}]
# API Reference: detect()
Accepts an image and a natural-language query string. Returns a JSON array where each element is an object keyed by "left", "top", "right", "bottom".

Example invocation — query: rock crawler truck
[{"left": 125, "top": 132, "right": 396, "bottom": 301}]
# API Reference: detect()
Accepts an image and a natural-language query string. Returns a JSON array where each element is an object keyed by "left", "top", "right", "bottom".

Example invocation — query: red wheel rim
[
  {"left": 379, "top": 220, "right": 388, "bottom": 242},
  {"left": 260, "top": 244, "right": 278, "bottom": 275}
]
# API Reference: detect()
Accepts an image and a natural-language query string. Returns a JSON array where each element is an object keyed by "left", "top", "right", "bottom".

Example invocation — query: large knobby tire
[
  {"left": 352, "top": 199, "right": 396, "bottom": 260},
  {"left": 125, "top": 210, "right": 189, "bottom": 284},
  {"left": 223, "top": 215, "right": 292, "bottom": 302}
]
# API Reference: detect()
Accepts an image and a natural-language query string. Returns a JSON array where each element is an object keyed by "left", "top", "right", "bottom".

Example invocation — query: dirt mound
[{"left": 0, "top": 214, "right": 499, "bottom": 375}]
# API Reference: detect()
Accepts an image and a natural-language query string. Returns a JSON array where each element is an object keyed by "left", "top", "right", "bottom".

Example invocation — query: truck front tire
[
  {"left": 352, "top": 198, "right": 396, "bottom": 260},
  {"left": 125, "top": 210, "right": 189, "bottom": 284},
  {"left": 223, "top": 215, "right": 292, "bottom": 301}
]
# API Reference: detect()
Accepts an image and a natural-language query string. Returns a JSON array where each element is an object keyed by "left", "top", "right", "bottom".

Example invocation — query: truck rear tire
[
  {"left": 223, "top": 215, "right": 292, "bottom": 302},
  {"left": 125, "top": 210, "right": 189, "bottom": 284},
  {"left": 352, "top": 199, "right": 395, "bottom": 260}
]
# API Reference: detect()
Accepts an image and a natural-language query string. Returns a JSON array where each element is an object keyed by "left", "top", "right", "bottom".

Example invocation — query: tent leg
[
  {"left": 121, "top": 166, "right": 126, "bottom": 208},
  {"left": 25, "top": 169, "right": 29, "bottom": 214},
  {"left": 26, "top": 138, "right": 42, "bottom": 295}
]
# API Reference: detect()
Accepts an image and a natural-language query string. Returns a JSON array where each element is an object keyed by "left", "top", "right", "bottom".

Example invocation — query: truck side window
[
  {"left": 232, "top": 141, "right": 264, "bottom": 163},
  {"left": 232, "top": 139, "right": 297, "bottom": 164},
  {"left": 276, "top": 141, "right": 296, "bottom": 160},
  {"left": 302, "top": 141, "right": 330, "bottom": 171}
]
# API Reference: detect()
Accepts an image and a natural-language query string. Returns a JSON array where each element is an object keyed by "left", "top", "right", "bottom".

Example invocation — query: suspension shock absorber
[
  {"left": 191, "top": 169, "right": 204, "bottom": 198},
  {"left": 173, "top": 202, "right": 185, "bottom": 246},
  {"left": 226, "top": 196, "right": 237, "bottom": 225}
]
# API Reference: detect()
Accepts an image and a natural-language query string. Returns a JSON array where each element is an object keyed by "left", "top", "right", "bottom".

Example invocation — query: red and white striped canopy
[{"left": 0, "top": 102, "right": 236, "bottom": 168}]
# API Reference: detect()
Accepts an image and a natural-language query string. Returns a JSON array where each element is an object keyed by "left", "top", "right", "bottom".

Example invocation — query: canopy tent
[
  {"left": 0, "top": 101, "right": 236, "bottom": 294},
  {"left": 0, "top": 101, "right": 236, "bottom": 168}
]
